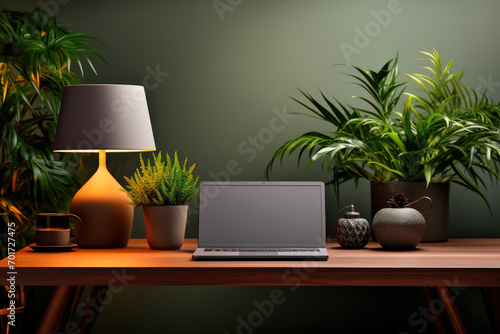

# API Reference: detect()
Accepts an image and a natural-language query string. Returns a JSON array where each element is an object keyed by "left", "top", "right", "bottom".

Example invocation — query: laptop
[{"left": 192, "top": 181, "right": 328, "bottom": 260}]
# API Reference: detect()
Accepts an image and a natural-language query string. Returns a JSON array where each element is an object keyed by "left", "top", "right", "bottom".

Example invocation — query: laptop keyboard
[{"left": 204, "top": 248, "right": 321, "bottom": 252}]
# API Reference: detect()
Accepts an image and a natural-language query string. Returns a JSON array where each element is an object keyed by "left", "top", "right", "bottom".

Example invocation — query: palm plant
[
  {"left": 266, "top": 49, "right": 500, "bottom": 208},
  {"left": 0, "top": 8, "right": 107, "bottom": 250}
]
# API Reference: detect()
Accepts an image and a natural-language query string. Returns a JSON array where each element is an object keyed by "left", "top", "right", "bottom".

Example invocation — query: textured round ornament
[
  {"left": 372, "top": 193, "right": 431, "bottom": 250},
  {"left": 336, "top": 205, "right": 370, "bottom": 249}
]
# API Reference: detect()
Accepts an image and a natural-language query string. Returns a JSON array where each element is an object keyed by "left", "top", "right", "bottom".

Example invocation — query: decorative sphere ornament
[{"left": 372, "top": 193, "right": 432, "bottom": 250}]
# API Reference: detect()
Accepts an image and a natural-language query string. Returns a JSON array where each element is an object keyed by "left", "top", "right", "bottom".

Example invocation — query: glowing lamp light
[{"left": 53, "top": 84, "right": 156, "bottom": 248}]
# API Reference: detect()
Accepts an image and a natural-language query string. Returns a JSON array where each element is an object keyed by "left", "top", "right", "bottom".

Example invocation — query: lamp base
[{"left": 71, "top": 152, "right": 133, "bottom": 248}]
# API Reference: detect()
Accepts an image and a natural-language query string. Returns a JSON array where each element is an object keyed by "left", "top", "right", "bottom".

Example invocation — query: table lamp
[{"left": 53, "top": 84, "right": 156, "bottom": 248}]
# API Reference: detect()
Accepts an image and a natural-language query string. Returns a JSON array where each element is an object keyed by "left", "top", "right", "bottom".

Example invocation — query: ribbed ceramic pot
[
  {"left": 337, "top": 219, "right": 370, "bottom": 248},
  {"left": 143, "top": 205, "right": 188, "bottom": 250},
  {"left": 372, "top": 207, "right": 426, "bottom": 249},
  {"left": 336, "top": 205, "right": 370, "bottom": 249}
]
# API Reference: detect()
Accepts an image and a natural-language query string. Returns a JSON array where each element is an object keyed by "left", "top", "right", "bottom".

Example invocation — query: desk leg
[
  {"left": 421, "top": 287, "right": 468, "bottom": 334},
  {"left": 67, "top": 286, "right": 85, "bottom": 324},
  {"left": 79, "top": 286, "right": 109, "bottom": 334},
  {"left": 481, "top": 287, "right": 500, "bottom": 333},
  {"left": 37, "top": 286, "right": 74, "bottom": 334},
  {"left": 58, "top": 286, "right": 85, "bottom": 331},
  {"left": 420, "top": 287, "right": 448, "bottom": 334},
  {"left": 435, "top": 286, "right": 467, "bottom": 334}
]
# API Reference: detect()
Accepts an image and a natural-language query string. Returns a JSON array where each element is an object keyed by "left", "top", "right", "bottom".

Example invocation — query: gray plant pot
[
  {"left": 372, "top": 208, "right": 426, "bottom": 249},
  {"left": 370, "top": 182, "right": 449, "bottom": 242},
  {"left": 143, "top": 205, "right": 188, "bottom": 250}
]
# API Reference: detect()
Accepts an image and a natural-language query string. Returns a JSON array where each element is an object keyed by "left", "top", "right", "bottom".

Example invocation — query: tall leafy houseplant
[
  {"left": 0, "top": 8, "right": 106, "bottom": 250},
  {"left": 267, "top": 50, "right": 500, "bottom": 208}
]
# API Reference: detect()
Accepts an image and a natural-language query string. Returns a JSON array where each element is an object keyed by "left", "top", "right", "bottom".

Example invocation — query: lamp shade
[{"left": 53, "top": 84, "right": 156, "bottom": 152}]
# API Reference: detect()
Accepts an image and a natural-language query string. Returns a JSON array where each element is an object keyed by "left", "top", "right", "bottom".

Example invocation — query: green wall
[{"left": 7, "top": 0, "right": 500, "bottom": 332}]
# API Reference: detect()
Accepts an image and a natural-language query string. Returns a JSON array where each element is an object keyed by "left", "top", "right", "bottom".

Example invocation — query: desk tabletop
[{"left": 1, "top": 238, "right": 499, "bottom": 286}]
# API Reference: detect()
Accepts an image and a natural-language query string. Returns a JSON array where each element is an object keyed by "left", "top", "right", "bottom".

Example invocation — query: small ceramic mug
[{"left": 35, "top": 213, "right": 83, "bottom": 246}]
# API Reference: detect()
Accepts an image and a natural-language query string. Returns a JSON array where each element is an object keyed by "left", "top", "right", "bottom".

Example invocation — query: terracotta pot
[
  {"left": 370, "top": 182, "right": 449, "bottom": 242},
  {"left": 143, "top": 205, "right": 188, "bottom": 250}
]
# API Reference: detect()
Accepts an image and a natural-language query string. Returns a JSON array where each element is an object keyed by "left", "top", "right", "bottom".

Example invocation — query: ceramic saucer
[{"left": 29, "top": 243, "right": 77, "bottom": 252}]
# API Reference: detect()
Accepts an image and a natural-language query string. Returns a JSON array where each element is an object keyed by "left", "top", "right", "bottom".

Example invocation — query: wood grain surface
[{"left": 1, "top": 239, "right": 499, "bottom": 286}]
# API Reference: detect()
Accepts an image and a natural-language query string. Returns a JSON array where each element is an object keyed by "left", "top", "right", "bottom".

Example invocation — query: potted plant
[
  {"left": 0, "top": 8, "right": 106, "bottom": 245},
  {"left": 266, "top": 49, "right": 500, "bottom": 241},
  {"left": 0, "top": 7, "right": 106, "bottom": 330},
  {"left": 123, "top": 151, "right": 199, "bottom": 249}
]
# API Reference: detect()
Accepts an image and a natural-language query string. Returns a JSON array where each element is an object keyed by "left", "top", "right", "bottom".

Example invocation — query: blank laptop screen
[{"left": 198, "top": 181, "right": 325, "bottom": 248}]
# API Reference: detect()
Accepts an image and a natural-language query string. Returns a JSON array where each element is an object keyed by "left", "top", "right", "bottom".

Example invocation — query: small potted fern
[{"left": 124, "top": 151, "right": 199, "bottom": 249}]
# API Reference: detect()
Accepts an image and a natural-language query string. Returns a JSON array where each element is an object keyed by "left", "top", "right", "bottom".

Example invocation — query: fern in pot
[
  {"left": 124, "top": 152, "right": 199, "bottom": 249},
  {"left": 266, "top": 49, "right": 500, "bottom": 241}
]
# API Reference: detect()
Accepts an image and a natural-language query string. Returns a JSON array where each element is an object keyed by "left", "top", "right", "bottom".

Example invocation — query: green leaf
[
  {"left": 266, "top": 48, "right": 500, "bottom": 207},
  {"left": 123, "top": 151, "right": 199, "bottom": 206},
  {"left": 0, "top": 8, "right": 107, "bottom": 252}
]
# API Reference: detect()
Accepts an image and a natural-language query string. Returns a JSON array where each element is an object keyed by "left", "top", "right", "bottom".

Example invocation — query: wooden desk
[
  {"left": 0, "top": 239, "right": 500, "bottom": 287},
  {"left": 1, "top": 238, "right": 499, "bottom": 334},
  {"left": 2, "top": 238, "right": 500, "bottom": 287}
]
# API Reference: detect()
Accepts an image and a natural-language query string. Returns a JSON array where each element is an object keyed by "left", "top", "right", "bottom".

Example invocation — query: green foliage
[
  {"left": 0, "top": 8, "right": 107, "bottom": 248},
  {"left": 266, "top": 49, "right": 500, "bottom": 208},
  {"left": 124, "top": 151, "right": 200, "bottom": 206}
]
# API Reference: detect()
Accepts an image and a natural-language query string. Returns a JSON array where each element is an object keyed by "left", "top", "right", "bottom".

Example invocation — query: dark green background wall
[{"left": 6, "top": 0, "right": 500, "bottom": 332}]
